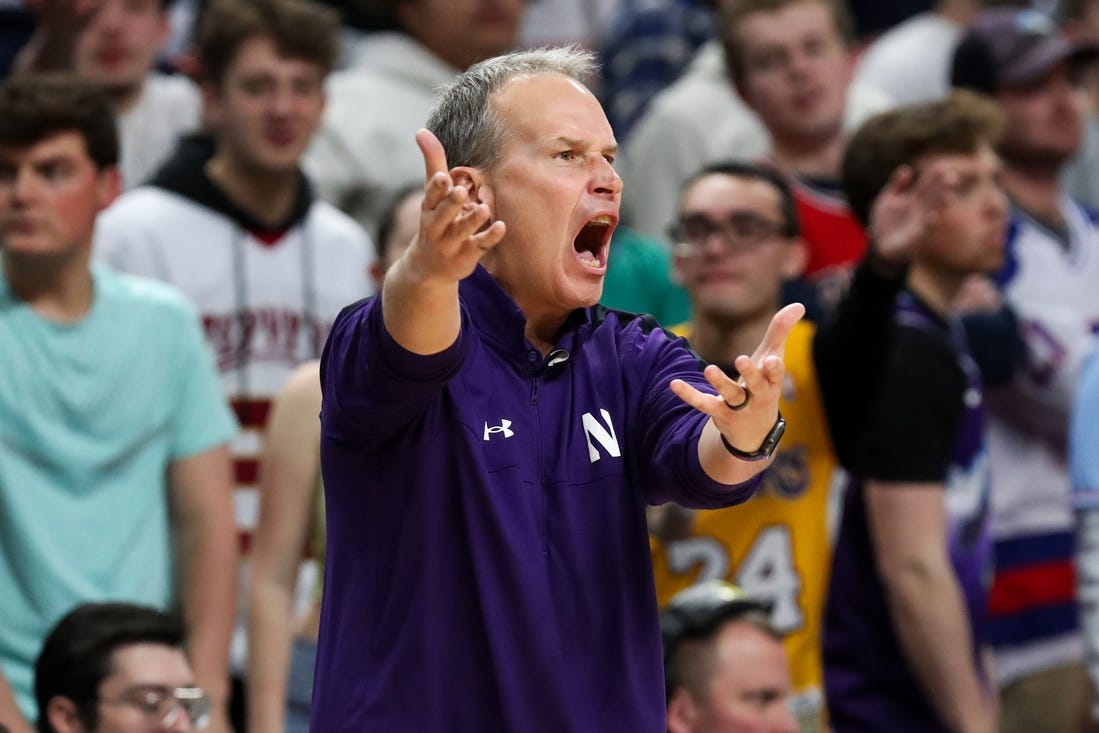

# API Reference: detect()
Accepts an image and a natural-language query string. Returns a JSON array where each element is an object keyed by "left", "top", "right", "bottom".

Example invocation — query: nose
[
  {"left": 270, "top": 85, "right": 296, "bottom": 117},
  {"left": 986, "top": 183, "right": 1009, "bottom": 222},
  {"left": 10, "top": 166, "right": 40, "bottom": 205},
  {"left": 94, "top": 0, "right": 126, "bottom": 30},
  {"left": 590, "top": 158, "right": 622, "bottom": 197},
  {"left": 787, "top": 47, "right": 814, "bottom": 79},
  {"left": 166, "top": 709, "right": 194, "bottom": 732}
]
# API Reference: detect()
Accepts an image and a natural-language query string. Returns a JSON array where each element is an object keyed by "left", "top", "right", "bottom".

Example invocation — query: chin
[
  {"left": 252, "top": 153, "right": 300, "bottom": 176},
  {"left": 560, "top": 278, "right": 604, "bottom": 310}
]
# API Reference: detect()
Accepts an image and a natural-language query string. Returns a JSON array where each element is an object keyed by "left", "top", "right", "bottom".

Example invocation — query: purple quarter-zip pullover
[{"left": 313, "top": 266, "right": 762, "bottom": 732}]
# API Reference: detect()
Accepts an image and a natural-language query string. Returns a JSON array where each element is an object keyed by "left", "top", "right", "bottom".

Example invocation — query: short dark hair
[
  {"left": 720, "top": 0, "right": 855, "bottom": 84},
  {"left": 661, "top": 582, "right": 779, "bottom": 703},
  {"left": 196, "top": 0, "right": 340, "bottom": 85},
  {"left": 35, "top": 603, "right": 185, "bottom": 733},
  {"left": 680, "top": 161, "right": 801, "bottom": 239},
  {"left": 842, "top": 90, "right": 1005, "bottom": 227},
  {"left": 0, "top": 73, "right": 118, "bottom": 169}
]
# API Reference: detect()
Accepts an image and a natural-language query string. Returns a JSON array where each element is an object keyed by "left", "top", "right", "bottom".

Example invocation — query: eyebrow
[
  {"left": 33, "top": 154, "right": 71, "bottom": 166},
  {"left": 547, "top": 135, "right": 618, "bottom": 156}
]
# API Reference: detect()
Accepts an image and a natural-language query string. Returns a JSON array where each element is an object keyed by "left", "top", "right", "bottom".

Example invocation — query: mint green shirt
[
  {"left": 0, "top": 264, "right": 237, "bottom": 719},
  {"left": 600, "top": 226, "right": 690, "bottom": 327}
]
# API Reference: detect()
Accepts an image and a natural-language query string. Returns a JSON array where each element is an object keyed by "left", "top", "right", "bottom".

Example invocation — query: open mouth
[{"left": 573, "top": 214, "right": 616, "bottom": 270}]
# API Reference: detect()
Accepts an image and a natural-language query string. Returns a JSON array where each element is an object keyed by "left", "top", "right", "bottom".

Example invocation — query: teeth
[
  {"left": 588, "top": 215, "right": 614, "bottom": 226},
  {"left": 579, "top": 255, "right": 601, "bottom": 267}
]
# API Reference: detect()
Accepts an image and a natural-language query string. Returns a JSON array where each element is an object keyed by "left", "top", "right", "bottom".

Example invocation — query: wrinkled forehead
[{"left": 490, "top": 73, "right": 615, "bottom": 147}]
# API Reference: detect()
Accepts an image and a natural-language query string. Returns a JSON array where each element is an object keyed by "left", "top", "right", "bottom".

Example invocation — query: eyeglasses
[
  {"left": 669, "top": 211, "right": 789, "bottom": 255},
  {"left": 99, "top": 685, "right": 211, "bottom": 730},
  {"left": 660, "top": 581, "right": 773, "bottom": 660}
]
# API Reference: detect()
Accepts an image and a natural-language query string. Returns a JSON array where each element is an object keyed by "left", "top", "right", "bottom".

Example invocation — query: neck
[
  {"left": 906, "top": 264, "right": 963, "bottom": 319},
  {"left": 1002, "top": 164, "right": 1064, "bottom": 227},
  {"left": 689, "top": 308, "right": 772, "bottom": 367},
  {"left": 522, "top": 307, "right": 568, "bottom": 356},
  {"left": 205, "top": 152, "right": 300, "bottom": 228},
  {"left": 3, "top": 251, "right": 95, "bottom": 322},
  {"left": 936, "top": 0, "right": 978, "bottom": 26},
  {"left": 771, "top": 131, "right": 846, "bottom": 180}
]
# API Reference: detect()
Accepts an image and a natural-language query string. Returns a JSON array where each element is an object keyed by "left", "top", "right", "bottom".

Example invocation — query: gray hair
[{"left": 425, "top": 46, "right": 597, "bottom": 171}]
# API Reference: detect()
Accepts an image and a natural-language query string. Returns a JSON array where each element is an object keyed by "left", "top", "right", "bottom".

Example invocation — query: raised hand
[
  {"left": 405, "top": 129, "right": 506, "bottom": 286},
  {"left": 870, "top": 161, "right": 959, "bottom": 267},
  {"left": 669, "top": 302, "right": 804, "bottom": 460},
  {"left": 382, "top": 130, "right": 507, "bottom": 355}
]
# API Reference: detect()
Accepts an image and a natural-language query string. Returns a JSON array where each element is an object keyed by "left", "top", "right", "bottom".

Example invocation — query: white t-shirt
[{"left": 854, "top": 12, "right": 962, "bottom": 106}]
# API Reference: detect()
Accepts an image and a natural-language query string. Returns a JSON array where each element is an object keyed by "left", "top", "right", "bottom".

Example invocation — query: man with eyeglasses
[
  {"left": 34, "top": 603, "right": 210, "bottom": 733},
  {"left": 650, "top": 159, "right": 918, "bottom": 731},
  {"left": 662, "top": 581, "right": 798, "bottom": 733}
]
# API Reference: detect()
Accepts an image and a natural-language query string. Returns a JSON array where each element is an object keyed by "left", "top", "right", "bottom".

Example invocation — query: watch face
[{"left": 762, "top": 415, "right": 786, "bottom": 457}]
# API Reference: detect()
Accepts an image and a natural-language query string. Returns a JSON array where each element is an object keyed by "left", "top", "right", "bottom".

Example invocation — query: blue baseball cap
[{"left": 951, "top": 8, "right": 1099, "bottom": 94}]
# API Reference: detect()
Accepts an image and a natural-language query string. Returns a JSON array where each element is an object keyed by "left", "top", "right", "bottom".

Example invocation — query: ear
[
  {"left": 732, "top": 74, "right": 751, "bottom": 109},
  {"left": 45, "top": 695, "right": 86, "bottom": 733},
  {"left": 201, "top": 82, "right": 223, "bottom": 128},
  {"left": 96, "top": 165, "right": 123, "bottom": 211},
  {"left": 450, "top": 166, "right": 491, "bottom": 208},
  {"left": 666, "top": 686, "right": 698, "bottom": 733},
  {"left": 155, "top": 9, "right": 171, "bottom": 50},
  {"left": 670, "top": 243, "right": 691, "bottom": 286},
  {"left": 840, "top": 47, "right": 856, "bottom": 82},
  {"left": 368, "top": 259, "right": 385, "bottom": 291},
  {"left": 781, "top": 237, "right": 809, "bottom": 280}
]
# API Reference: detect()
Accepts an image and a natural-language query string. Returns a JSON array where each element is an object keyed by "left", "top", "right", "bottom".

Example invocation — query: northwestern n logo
[
  {"left": 581, "top": 409, "right": 621, "bottom": 463},
  {"left": 483, "top": 419, "right": 515, "bottom": 441}
]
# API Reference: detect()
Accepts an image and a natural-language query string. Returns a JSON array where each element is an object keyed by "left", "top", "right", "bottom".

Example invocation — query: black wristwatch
[{"left": 719, "top": 411, "right": 786, "bottom": 462}]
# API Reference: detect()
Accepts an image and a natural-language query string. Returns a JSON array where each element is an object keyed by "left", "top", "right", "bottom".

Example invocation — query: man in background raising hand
[{"left": 314, "top": 46, "right": 802, "bottom": 733}]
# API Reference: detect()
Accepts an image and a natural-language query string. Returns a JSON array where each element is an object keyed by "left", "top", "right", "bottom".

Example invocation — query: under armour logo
[{"left": 483, "top": 419, "right": 515, "bottom": 440}]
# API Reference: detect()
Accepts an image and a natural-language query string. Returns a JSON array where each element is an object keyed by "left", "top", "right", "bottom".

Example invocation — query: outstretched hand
[
  {"left": 870, "top": 161, "right": 959, "bottom": 267},
  {"left": 669, "top": 302, "right": 804, "bottom": 456},
  {"left": 406, "top": 129, "right": 506, "bottom": 286}
]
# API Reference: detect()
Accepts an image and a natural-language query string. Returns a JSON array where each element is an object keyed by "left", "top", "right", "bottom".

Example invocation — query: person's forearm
[
  {"left": 178, "top": 511, "right": 238, "bottom": 710},
  {"left": 246, "top": 576, "right": 297, "bottom": 733},
  {"left": 697, "top": 418, "right": 773, "bottom": 487},
  {"left": 0, "top": 672, "right": 33, "bottom": 733},
  {"left": 814, "top": 255, "right": 907, "bottom": 465},
  {"left": 883, "top": 558, "right": 994, "bottom": 733},
  {"left": 381, "top": 258, "right": 462, "bottom": 356}
]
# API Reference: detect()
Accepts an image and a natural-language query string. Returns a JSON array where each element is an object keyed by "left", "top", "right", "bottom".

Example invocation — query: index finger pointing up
[
  {"left": 416, "top": 128, "right": 450, "bottom": 183},
  {"left": 751, "top": 302, "right": 806, "bottom": 361}
]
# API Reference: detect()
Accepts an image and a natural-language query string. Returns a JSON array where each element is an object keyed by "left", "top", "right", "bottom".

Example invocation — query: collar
[
  {"left": 458, "top": 265, "right": 593, "bottom": 370},
  {"left": 149, "top": 134, "right": 315, "bottom": 235}
]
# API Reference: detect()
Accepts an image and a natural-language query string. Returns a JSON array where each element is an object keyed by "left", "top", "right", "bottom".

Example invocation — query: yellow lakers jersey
[{"left": 652, "top": 320, "right": 838, "bottom": 731}]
